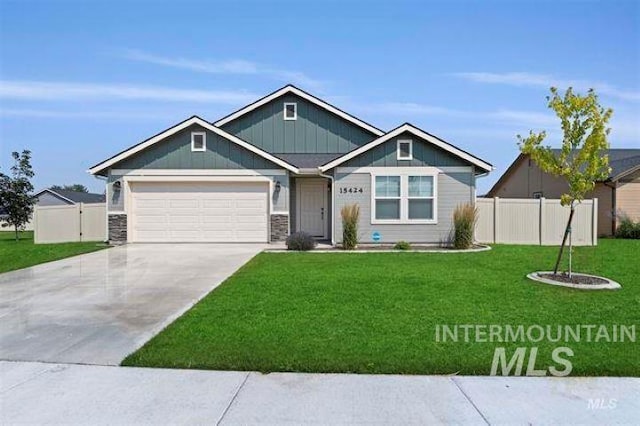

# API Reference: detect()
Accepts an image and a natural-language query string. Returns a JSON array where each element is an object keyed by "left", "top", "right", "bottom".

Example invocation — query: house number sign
[{"left": 338, "top": 187, "right": 364, "bottom": 194}]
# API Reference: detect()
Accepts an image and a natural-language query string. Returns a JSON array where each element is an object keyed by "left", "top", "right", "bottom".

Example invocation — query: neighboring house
[
  {"left": 89, "top": 85, "right": 492, "bottom": 245},
  {"left": 0, "top": 189, "right": 105, "bottom": 231},
  {"left": 35, "top": 188, "right": 106, "bottom": 206},
  {"left": 486, "top": 149, "right": 640, "bottom": 236}
]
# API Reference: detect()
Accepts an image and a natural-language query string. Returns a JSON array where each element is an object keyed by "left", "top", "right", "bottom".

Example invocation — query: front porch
[{"left": 289, "top": 176, "right": 333, "bottom": 241}]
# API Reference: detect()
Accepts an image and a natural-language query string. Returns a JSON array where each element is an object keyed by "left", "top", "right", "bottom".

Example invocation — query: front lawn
[
  {"left": 123, "top": 240, "right": 639, "bottom": 376},
  {"left": 0, "top": 231, "right": 108, "bottom": 274}
]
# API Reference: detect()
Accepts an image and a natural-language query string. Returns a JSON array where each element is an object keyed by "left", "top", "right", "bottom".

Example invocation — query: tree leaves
[{"left": 518, "top": 87, "right": 612, "bottom": 206}]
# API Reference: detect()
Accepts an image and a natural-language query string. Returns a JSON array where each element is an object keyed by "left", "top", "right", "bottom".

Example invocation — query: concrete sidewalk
[{"left": 1, "top": 361, "right": 638, "bottom": 425}]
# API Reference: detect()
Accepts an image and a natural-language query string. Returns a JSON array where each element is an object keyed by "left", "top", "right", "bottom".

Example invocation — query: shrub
[
  {"left": 394, "top": 241, "right": 411, "bottom": 250},
  {"left": 615, "top": 215, "right": 640, "bottom": 239},
  {"left": 453, "top": 203, "right": 478, "bottom": 249},
  {"left": 285, "top": 231, "right": 317, "bottom": 251},
  {"left": 341, "top": 203, "right": 360, "bottom": 250}
]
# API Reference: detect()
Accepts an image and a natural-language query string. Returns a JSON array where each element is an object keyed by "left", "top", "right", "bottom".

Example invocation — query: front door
[{"left": 298, "top": 179, "right": 327, "bottom": 238}]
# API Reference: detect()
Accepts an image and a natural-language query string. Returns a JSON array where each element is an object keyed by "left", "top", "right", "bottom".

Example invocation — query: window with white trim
[
  {"left": 374, "top": 176, "right": 401, "bottom": 220},
  {"left": 284, "top": 102, "right": 297, "bottom": 120},
  {"left": 372, "top": 173, "right": 437, "bottom": 223},
  {"left": 397, "top": 139, "right": 413, "bottom": 160},
  {"left": 408, "top": 176, "right": 434, "bottom": 220},
  {"left": 191, "top": 132, "right": 206, "bottom": 152}
]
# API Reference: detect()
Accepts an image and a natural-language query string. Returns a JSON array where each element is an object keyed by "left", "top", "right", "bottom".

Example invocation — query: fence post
[
  {"left": 493, "top": 197, "right": 499, "bottom": 244},
  {"left": 592, "top": 198, "right": 598, "bottom": 246},
  {"left": 539, "top": 197, "right": 545, "bottom": 246}
]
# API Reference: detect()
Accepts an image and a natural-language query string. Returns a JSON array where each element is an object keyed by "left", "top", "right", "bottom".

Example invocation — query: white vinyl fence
[
  {"left": 476, "top": 198, "right": 598, "bottom": 246},
  {"left": 34, "top": 203, "right": 107, "bottom": 244}
]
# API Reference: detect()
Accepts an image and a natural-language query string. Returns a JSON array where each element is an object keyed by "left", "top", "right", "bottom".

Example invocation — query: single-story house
[
  {"left": 89, "top": 85, "right": 493, "bottom": 245},
  {"left": 486, "top": 149, "right": 640, "bottom": 236},
  {"left": 35, "top": 188, "right": 106, "bottom": 206}
]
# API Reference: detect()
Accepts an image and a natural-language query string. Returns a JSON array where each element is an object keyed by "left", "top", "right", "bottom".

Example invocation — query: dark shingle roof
[
  {"left": 275, "top": 153, "right": 344, "bottom": 169},
  {"left": 550, "top": 148, "right": 640, "bottom": 180},
  {"left": 51, "top": 189, "right": 105, "bottom": 204}
]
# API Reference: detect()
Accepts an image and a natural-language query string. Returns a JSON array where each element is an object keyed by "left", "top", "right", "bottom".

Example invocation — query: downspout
[{"left": 318, "top": 170, "right": 335, "bottom": 246}]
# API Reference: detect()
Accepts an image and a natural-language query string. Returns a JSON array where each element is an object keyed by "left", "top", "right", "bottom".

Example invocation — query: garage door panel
[{"left": 130, "top": 182, "right": 269, "bottom": 243}]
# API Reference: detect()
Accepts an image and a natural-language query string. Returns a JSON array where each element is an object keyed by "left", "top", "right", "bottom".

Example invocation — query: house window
[
  {"left": 284, "top": 102, "right": 297, "bottom": 120},
  {"left": 372, "top": 173, "right": 437, "bottom": 223},
  {"left": 374, "top": 176, "right": 401, "bottom": 220},
  {"left": 397, "top": 139, "right": 413, "bottom": 160},
  {"left": 191, "top": 132, "right": 206, "bottom": 152},
  {"left": 408, "top": 176, "right": 434, "bottom": 220}
]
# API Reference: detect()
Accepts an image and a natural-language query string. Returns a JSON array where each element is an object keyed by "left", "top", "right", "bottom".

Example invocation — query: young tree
[
  {"left": 519, "top": 87, "right": 612, "bottom": 276},
  {"left": 0, "top": 150, "right": 36, "bottom": 241},
  {"left": 50, "top": 184, "right": 89, "bottom": 193}
]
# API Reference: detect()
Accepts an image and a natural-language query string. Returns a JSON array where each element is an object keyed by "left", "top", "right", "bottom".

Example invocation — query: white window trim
[
  {"left": 371, "top": 172, "right": 438, "bottom": 225},
  {"left": 283, "top": 102, "right": 297, "bottom": 120},
  {"left": 191, "top": 132, "right": 206, "bottom": 152},
  {"left": 397, "top": 139, "right": 413, "bottom": 160}
]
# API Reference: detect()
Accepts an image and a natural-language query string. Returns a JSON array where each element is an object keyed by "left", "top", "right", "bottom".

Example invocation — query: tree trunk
[
  {"left": 14, "top": 225, "right": 19, "bottom": 242},
  {"left": 553, "top": 204, "right": 576, "bottom": 275}
]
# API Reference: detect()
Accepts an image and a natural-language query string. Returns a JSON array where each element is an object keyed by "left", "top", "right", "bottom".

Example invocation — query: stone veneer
[
  {"left": 270, "top": 214, "right": 289, "bottom": 242},
  {"left": 108, "top": 214, "right": 127, "bottom": 244}
]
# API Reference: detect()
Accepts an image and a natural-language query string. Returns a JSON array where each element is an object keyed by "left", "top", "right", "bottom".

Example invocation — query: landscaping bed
[{"left": 123, "top": 240, "right": 639, "bottom": 376}]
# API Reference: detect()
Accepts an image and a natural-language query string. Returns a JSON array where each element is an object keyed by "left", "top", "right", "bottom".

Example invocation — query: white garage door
[{"left": 130, "top": 181, "right": 269, "bottom": 243}]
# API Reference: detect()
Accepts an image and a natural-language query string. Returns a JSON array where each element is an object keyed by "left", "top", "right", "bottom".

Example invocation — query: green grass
[
  {"left": 123, "top": 240, "right": 640, "bottom": 376},
  {"left": 0, "top": 231, "right": 108, "bottom": 273}
]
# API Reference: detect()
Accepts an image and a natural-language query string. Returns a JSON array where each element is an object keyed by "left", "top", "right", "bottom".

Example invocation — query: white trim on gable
[
  {"left": 213, "top": 85, "right": 384, "bottom": 136},
  {"left": 88, "top": 116, "right": 299, "bottom": 175},
  {"left": 320, "top": 123, "right": 493, "bottom": 173}
]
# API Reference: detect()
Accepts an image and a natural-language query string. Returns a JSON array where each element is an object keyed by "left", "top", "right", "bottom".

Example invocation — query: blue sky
[{"left": 1, "top": 0, "right": 638, "bottom": 194}]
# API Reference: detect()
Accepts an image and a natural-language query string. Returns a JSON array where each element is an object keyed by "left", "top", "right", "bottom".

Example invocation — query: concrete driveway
[{"left": 0, "top": 244, "right": 265, "bottom": 365}]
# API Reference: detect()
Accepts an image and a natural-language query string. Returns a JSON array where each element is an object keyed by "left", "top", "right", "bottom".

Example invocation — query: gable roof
[
  {"left": 88, "top": 116, "right": 300, "bottom": 175},
  {"left": 213, "top": 85, "right": 385, "bottom": 137},
  {"left": 35, "top": 188, "right": 106, "bottom": 204},
  {"left": 486, "top": 148, "right": 640, "bottom": 196},
  {"left": 319, "top": 123, "right": 493, "bottom": 173}
]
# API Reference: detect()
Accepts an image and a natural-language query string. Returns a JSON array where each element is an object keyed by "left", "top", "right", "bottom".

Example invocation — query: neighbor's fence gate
[
  {"left": 34, "top": 203, "right": 107, "bottom": 244},
  {"left": 476, "top": 198, "right": 598, "bottom": 246}
]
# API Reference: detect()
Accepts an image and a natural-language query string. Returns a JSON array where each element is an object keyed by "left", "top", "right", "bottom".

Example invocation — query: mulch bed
[{"left": 538, "top": 273, "right": 609, "bottom": 285}]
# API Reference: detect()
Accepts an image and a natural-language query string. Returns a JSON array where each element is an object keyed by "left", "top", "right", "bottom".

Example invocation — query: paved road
[
  {"left": 1, "top": 361, "right": 638, "bottom": 424},
  {"left": 0, "top": 244, "right": 265, "bottom": 365}
]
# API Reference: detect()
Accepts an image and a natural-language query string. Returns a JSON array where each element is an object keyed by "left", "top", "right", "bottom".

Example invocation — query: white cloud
[
  {"left": 0, "top": 80, "right": 256, "bottom": 104},
  {"left": 453, "top": 72, "right": 640, "bottom": 102},
  {"left": 0, "top": 108, "right": 180, "bottom": 120},
  {"left": 121, "top": 49, "right": 324, "bottom": 89}
]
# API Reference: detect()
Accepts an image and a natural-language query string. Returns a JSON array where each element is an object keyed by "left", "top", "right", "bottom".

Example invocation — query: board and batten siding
[
  {"left": 334, "top": 170, "right": 475, "bottom": 243},
  {"left": 341, "top": 132, "right": 470, "bottom": 168},
  {"left": 221, "top": 94, "right": 377, "bottom": 154},
  {"left": 104, "top": 123, "right": 290, "bottom": 214}
]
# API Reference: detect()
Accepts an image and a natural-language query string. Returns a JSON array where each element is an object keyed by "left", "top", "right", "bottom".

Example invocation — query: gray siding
[
  {"left": 36, "top": 192, "right": 72, "bottom": 206},
  {"left": 221, "top": 94, "right": 377, "bottom": 154},
  {"left": 342, "top": 132, "right": 469, "bottom": 168},
  {"left": 113, "top": 124, "right": 281, "bottom": 170},
  {"left": 334, "top": 171, "right": 474, "bottom": 243}
]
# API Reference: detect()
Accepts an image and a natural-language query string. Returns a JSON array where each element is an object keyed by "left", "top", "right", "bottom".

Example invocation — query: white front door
[{"left": 298, "top": 179, "right": 327, "bottom": 238}]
